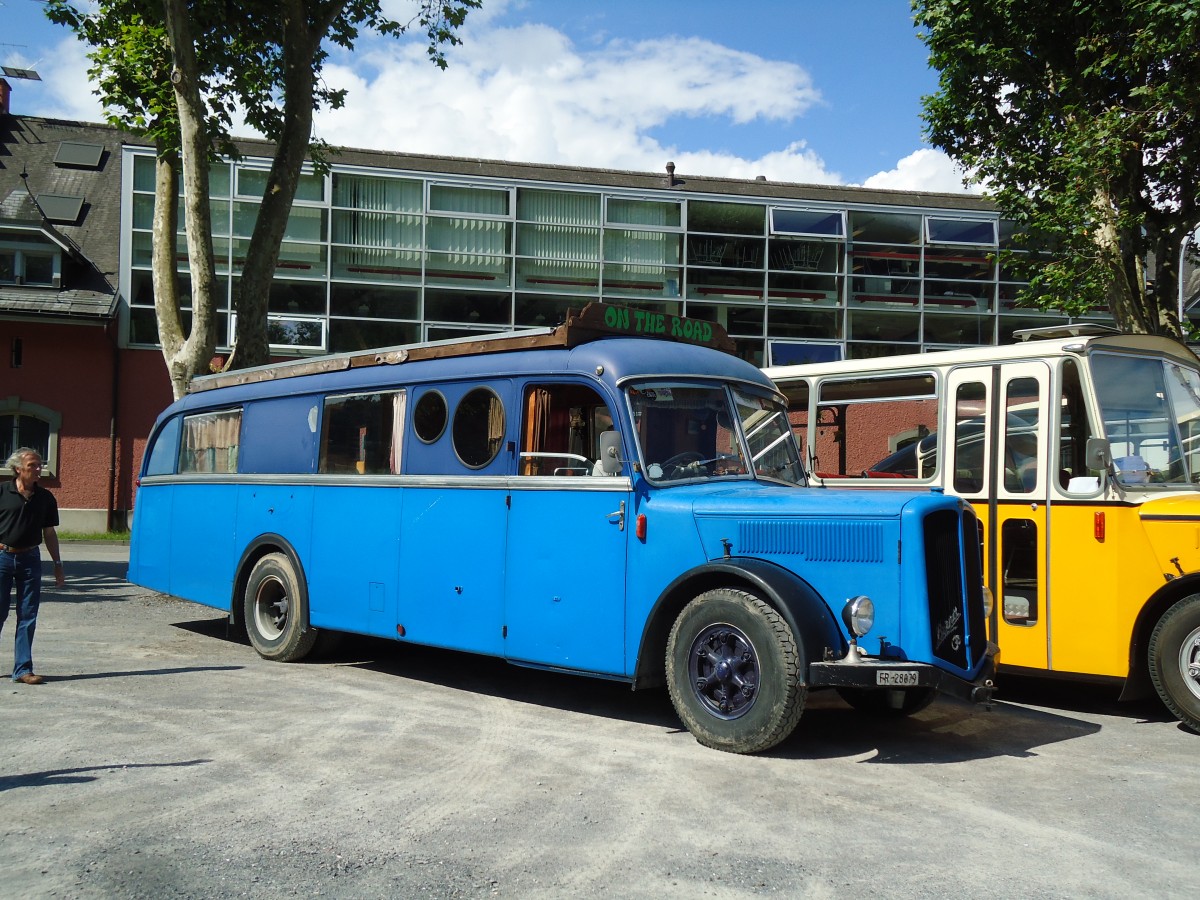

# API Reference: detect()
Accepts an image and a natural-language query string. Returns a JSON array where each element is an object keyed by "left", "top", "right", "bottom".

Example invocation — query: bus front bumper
[{"left": 807, "top": 642, "right": 999, "bottom": 705}]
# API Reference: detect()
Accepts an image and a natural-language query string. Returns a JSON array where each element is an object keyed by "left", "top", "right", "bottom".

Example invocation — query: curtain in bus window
[
  {"left": 489, "top": 399, "right": 506, "bottom": 456},
  {"left": 180, "top": 410, "right": 241, "bottom": 474},
  {"left": 522, "top": 388, "right": 551, "bottom": 475},
  {"left": 390, "top": 391, "right": 405, "bottom": 475}
]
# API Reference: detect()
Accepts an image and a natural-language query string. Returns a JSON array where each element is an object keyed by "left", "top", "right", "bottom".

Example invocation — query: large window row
[{"left": 125, "top": 151, "right": 1095, "bottom": 364}]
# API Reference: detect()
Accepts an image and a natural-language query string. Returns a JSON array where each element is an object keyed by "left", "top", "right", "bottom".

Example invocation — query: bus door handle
[{"left": 606, "top": 501, "right": 626, "bottom": 531}]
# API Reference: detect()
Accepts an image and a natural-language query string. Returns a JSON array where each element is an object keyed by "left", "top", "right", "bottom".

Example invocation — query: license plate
[{"left": 876, "top": 669, "right": 919, "bottom": 687}]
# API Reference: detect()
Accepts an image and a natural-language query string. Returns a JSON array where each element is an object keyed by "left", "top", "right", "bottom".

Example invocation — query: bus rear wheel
[
  {"left": 666, "top": 588, "right": 806, "bottom": 754},
  {"left": 1148, "top": 594, "right": 1200, "bottom": 732},
  {"left": 244, "top": 552, "right": 318, "bottom": 662}
]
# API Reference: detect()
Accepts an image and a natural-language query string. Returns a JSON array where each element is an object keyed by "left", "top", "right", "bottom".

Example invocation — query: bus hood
[
  {"left": 1137, "top": 492, "right": 1200, "bottom": 520},
  {"left": 687, "top": 483, "right": 960, "bottom": 563}
]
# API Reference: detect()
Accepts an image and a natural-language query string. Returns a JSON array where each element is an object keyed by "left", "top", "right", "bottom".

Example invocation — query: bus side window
[
  {"left": 815, "top": 372, "right": 938, "bottom": 478},
  {"left": 1002, "top": 518, "right": 1039, "bottom": 625},
  {"left": 1059, "top": 359, "right": 1100, "bottom": 493},
  {"left": 1003, "top": 377, "right": 1040, "bottom": 493},
  {"left": 519, "top": 384, "right": 613, "bottom": 476},
  {"left": 179, "top": 409, "right": 241, "bottom": 474},
  {"left": 144, "top": 416, "right": 182, "bottom": 476},
  {"left": 952, "top": 381, "right": 987, "bottom": 493},
  {"left": 319, "top": 390, "right": 406, "bottom": 475},
  {"left": 453, "top": 386, "right": 506, "bottom": 470}
]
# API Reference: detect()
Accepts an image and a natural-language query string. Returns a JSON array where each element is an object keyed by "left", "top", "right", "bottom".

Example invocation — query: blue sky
[{"left": 1, "top": 0, "right": 975, "bottom": 192}]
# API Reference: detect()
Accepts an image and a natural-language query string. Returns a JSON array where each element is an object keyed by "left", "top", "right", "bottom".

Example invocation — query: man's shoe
[{"left": 15, "top": 673, "right": 44, "bottom": 685}]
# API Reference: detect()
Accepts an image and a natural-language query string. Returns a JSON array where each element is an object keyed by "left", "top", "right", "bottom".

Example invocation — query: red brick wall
[
  {"left": 115, "top": 348, "right": 175, "bottom": 511},
  {"left": 1, "top": 319, "right": 114, "bottom": 509},
  {"left": 1, "top": 320, "right": 174, "bottom": 522}
]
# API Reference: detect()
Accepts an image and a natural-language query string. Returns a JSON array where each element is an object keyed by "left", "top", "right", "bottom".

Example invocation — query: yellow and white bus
[{"left": 765, "top": 325, "right": 1200, "bottom": 731}]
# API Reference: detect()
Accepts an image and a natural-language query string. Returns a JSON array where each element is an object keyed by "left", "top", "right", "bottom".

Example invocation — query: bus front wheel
[
  {"left": 1148, "top": 594, "right": 1200, "bottom": 732},
  {"left": 666, "top": 588, "right": 806, "bottom": 754},
  {"left": 243, "top": 552, "right": 318, "bottom": 662}
]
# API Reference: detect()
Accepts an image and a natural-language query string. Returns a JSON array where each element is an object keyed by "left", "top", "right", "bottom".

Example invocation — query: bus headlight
[
  {"left": 842, "top": 595, "right": 875, "bottom": 637},
  {"left": 981, "top": 584, "right": 994, "bottom": 618}
]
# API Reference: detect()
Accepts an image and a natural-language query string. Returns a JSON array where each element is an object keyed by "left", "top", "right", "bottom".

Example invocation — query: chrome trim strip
[{"left": 138, "top": 473, "right": 633, "bottom": 492}]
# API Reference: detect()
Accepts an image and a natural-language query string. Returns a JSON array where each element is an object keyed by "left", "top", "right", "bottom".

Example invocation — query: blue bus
[{"left": 129, "top": 304, "right": 995, "bottom": 753}]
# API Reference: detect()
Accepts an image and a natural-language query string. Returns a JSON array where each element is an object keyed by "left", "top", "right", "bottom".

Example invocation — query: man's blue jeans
[{"left": 0, "top": 548, "right": 42, "bottom": 680}]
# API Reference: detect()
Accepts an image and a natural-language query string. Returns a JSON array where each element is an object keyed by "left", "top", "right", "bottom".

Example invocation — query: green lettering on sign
[{"left": 602, "top": 304, "right": 715, "bottom": 345}]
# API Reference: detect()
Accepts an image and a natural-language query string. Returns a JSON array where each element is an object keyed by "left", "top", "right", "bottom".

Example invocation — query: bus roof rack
[
  {"left": 189, "top": 303, "right": 734, "bottom": 393},
  {"left": 1013, "top": 324, "right": 1123, "bottom": 342}
]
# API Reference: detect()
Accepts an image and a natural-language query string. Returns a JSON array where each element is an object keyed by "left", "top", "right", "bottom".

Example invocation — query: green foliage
[
  {"left": 914, "top": 0, "right": 1200, "bottom": 335},
  {"left": 46, "top": 0, "right": 480, "bottom": 161},
  {"left": 44, "top": 0, "right": 481, "bottom": 375}
]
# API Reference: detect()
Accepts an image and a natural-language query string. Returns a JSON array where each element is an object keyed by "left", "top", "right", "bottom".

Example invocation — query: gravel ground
[{"left": 0, "top": 542, "right": 1195, "bottom": 899}]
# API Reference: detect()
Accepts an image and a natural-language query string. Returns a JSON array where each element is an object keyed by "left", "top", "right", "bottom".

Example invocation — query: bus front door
[
  {"left": 501, "top": 482, "right": 633, "bottom": 681},
  {"left": 503, "top": 483, "right": 631, "bottom": 676},
  {"left": 991, "top": 363, "right": 1051, "bottom": 672}
]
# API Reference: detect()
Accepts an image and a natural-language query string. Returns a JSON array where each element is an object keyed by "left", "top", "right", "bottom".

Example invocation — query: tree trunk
[
  {"left": 1092, "top": 187, "right": 1150, "bottom": 335},
  {"left": 226, "top": 0, "right": 331, "bottom": 371},
  {"left": 160, "top": 0, "right": 219, "bottom": 399},
  {"left": 150, "top": 147, "right": 189, "bottom": 400}
]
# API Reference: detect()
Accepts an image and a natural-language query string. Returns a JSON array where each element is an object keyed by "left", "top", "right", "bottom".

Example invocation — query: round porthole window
[
  {"left": 413, "top": 390, "right": 448, "bottom": 443},
  {"left": 453, "top": 387, "right": 505, "bottom": 468}
]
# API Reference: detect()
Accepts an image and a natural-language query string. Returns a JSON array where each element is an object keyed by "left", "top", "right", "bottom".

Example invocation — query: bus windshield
[
  {"left": 628, "top": 382, "right": 804, "bottom": 485},
  {"left": 1091, "top": 351, "right": 1200, "bottom": 486}
]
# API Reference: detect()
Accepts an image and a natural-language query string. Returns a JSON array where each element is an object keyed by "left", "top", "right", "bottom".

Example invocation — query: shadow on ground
[{"left": 172, "top": 615, "right": 1115, "bottom": 763}]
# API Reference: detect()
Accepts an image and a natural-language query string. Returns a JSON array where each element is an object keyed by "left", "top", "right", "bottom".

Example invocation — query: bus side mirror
[
  {"left": 599, "top": 430, "right": 623, "bottom": 475},
  {"left": 1085, "top": 437, "right": 1112, "bottom": 472}
]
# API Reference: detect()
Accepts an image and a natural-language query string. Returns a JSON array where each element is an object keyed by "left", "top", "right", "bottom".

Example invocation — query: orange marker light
[
  {"left": 636, "top": 513, "right": 647, "bottom": 541},
  {"left": 1094, "top": 511, "right": 1105, "bottom": 542}
]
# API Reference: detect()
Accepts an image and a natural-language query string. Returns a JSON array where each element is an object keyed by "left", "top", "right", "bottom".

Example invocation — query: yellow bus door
[{"left": 991, "top": 362, "right": 1051, "bottom": 671}]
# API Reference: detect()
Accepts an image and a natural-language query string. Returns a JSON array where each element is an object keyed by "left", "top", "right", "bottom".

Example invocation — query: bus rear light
[
  {"left": 636, "top": 513, "right": 647, "bottom": 541},
  {"left": 1094, "top": 512, "right": 1105, "bottom": 542}
]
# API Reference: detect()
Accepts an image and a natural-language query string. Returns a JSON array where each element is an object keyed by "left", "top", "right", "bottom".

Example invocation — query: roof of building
[{"left": 0, "top": 115, "right": 128, "bottom": 321}]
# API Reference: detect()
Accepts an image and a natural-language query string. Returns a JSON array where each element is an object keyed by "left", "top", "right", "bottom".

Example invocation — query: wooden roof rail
[{"left": 188, "top": 303, "right": 734, "bottom": 393}]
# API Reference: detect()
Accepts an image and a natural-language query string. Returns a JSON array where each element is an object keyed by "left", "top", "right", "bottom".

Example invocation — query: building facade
[
  {"left": 0, "top": 84, "right": 1145, "bottom": 530},
  {"left": 120, "top": 139, "right": 1087, "bottom": 369}
]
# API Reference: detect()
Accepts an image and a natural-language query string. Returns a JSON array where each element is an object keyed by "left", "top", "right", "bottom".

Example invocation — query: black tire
[
  {"left": 837, "top": 686, "right": 937, "bottom": 717},
  {"left": 1148, "top": 594, "right": 1200, "bottom": 732},
  {"left": 666, "top": 588, "right": 806, "bottom": 754},
  {"left": 243, "top": 552, "right": 318, "bottom": 662}
]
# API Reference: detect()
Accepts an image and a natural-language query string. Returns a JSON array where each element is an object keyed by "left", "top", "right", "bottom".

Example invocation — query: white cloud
[
  {"left": 859, "top": 148, "right": 980, "bottom": 194},
  {"left": 311, "top": 23, "right": 841, "bottom": 181},
  {"left": 7, "top": 37, "right": 104, "bottom": 123},
  {"left": 666, "top": 142, "right": 843, "bottom": 186},
  {"left": 6, "top": 8, "right": 963, "bottom": 196}
]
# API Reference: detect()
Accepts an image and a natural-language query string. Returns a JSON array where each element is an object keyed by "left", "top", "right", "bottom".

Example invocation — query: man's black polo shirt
[{"left": 0, "top": 481, "right": 60, "bottom": 548}]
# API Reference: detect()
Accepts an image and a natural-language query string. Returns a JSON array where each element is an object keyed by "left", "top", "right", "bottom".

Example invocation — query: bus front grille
[{"left": 922, "top": 508, "right": 986, "bottom": 670}]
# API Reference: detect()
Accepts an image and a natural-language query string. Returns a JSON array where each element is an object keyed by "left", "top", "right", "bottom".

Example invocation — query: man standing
[{"left": 0, "top": 447, "right": 65, "bottom": 685}]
